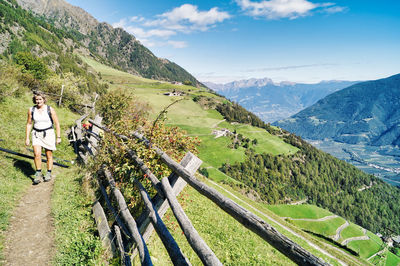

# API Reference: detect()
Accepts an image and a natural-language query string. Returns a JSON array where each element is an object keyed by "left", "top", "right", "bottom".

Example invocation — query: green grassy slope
[
  {"left": 267, "top": 204, "right": 333, "bottom": 219},
  {"left": 268, "top": 204, "right": 400, "bottom": 265},
  {"left": 82, "top": 55, "right": 297, "bottom": 174}
]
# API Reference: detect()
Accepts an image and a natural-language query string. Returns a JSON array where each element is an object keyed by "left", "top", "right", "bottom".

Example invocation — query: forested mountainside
[
  {"left": 0, "top": 0, "right": 107, "bottom": 107},
  {"left": 206, "top": 79, "right": 357, "bottom": 123},
  {"left": 214, "top": 102, "right": 400, "bottom": 235},
  {"left": 13, "top": 0, "right": 202, "bottom": 86},
  {"left": 274, "top": 74, "right": 400, "bottom": 146}
]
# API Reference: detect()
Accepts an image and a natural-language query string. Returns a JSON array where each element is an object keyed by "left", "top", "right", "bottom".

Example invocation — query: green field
[
  {"left": 267, "top": 204, "right": 333, "bottom": 219},
  {"left": 339, "top": 223, "right": 365, "bottom": 242},
  {"left": 291, "top": 217, "right": 346, "bottom": 236},
  {"left": 347, "top": 231, "right": 383, "bottom": 259},
  {"left": 266, "top": 204, "right": 400, "bottom": 265}
]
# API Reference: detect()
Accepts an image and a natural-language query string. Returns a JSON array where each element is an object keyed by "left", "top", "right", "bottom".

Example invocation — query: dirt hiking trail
[{"left": 3, "top": 175, "right": 56, "bottom": 266}]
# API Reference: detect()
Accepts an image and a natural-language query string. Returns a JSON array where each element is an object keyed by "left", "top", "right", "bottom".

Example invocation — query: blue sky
[{"left": 65, "top": 0, "right": 400, "bottom": 84}]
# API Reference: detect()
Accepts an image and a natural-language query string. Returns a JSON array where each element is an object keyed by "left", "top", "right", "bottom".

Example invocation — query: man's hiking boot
[
  {"left": 33, "top": 172, "right": 42, "bottom": 185},
  {"left": 44, "top": 172, "right": 52, "bottom": 182}
]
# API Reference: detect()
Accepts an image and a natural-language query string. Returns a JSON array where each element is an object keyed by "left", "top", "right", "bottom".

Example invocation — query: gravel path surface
[{"left": 3, "top": 176, "right": 55, "bottom": 265}]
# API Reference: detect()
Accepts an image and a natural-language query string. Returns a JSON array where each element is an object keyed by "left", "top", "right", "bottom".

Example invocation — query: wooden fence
[{"left": 70, "top": 115, "right": 329, "bottom": 265}]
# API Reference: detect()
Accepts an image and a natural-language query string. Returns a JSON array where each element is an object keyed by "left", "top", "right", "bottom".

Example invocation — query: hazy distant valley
[
  {"left": 205, "top": 79, "right": 358, "bottom": 123},
  {"left": 273, "top": 74, "right": 400, "bottom": 187}
]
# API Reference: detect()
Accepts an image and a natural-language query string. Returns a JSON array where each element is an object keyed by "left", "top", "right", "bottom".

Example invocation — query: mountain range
[
  {"left": 14, "top": 0, "right": 202, "bottom": 86},
  {"left": 274, "top": 74, "right": 400, "bottom": 146},
  {"left": 205, "top": 79, "right": 358, "bottom": 123}
]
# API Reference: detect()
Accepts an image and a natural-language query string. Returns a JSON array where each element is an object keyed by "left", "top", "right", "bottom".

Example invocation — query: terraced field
[{"left": 268, "top": 205, "right": 400, "bottom": 265}]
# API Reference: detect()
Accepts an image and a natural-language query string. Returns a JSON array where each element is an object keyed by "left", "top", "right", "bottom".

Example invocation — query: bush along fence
[{"left": 71, "top": 115, "right": 329, "bottom": 265}]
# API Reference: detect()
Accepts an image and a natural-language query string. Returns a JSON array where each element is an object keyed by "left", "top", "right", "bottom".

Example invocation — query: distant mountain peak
[
  {"left": 16, "top": 0, "right": 98, "bottom": 34},
  {"left": 205, "top": 78, "right": 358, "bottom": 123}
]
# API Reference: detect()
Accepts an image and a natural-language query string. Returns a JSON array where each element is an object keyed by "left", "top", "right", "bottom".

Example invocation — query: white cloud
[
  {"left": 112, "top": 4, "right": 230, "bottom": 48},
  {"left": 323, "top": 6, "right": 347, "bottom": 14},
  {"left": 236, "top": 0, "right": 345, "bottom": 19},
  {"left": 147, "top": 4, "right": 231, "bottom": 32},
  {"left": 112, "top": 18, "right": 128, "bottom": 29},
  {"left": 167, "top": 40, "right": 187, "bottom": 49},
  {"left": 129, "top": 16, "right": 145, "bottom": 22},
  {"left": 123, "top": 26, "right": 176, "bottom": 39}
]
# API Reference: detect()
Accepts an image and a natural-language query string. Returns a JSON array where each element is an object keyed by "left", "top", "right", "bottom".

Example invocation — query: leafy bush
[
  {"left": 13, "top": 52, "right": 49, "bottom": 80},
  {"left": 0, "top": 63, "right": 27, "bottom": 101},
  {"left": 97, "top": 88, "right": 150, "bottom": 126},
  {"left": 93, "top": 90, "right": 200, "bottom": 217}
]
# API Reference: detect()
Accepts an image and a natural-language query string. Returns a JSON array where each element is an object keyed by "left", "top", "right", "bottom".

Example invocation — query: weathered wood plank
[
  {"left": 75, "top": 113, "right": 89, "bottom": 140},
  {"left": 97, "top": 179, "right": 131, "bottom": 239},
  {"left": 114, "top": 225, "right": 125, "bottom": 265},
  {"left": 134, "top": 179, "right": 190, "bottom": 266},
  {"left": 101, "top": 168, "right": 153, "bottom": 266},
  {"left": 71, "top": 126, "right": 78, "bottom": 154},
  {"left": 92, "top": 201, "right": 116, "bottom": 256},
  {"left": 128, "top": 151, "right": 220, "bottom": 265},
  {"left": 136, "top": 152, "right": 200, "bottom": 236},
  {"left": 160, "top": 177, "right": 222, "bottom": 266},
  {"left": 88, "top": 115, "right": 102, "bottom": 155},
  {"left": 114, "top": 225, "right": 131, "bottom": 266}
]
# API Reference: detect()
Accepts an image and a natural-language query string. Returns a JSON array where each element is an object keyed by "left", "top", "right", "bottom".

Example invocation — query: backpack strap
[
  {"left": 31, "top": 106, "right": 36, "bottom": 119},
  {"left": 47, "top": 105, "right": 54, "bottom": 126}
]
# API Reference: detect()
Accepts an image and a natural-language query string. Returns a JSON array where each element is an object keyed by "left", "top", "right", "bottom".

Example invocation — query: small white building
[
  {"left": 212, "top": 128, "right": 233, "bottom": 138},
  {"left": 163, "top": 90, "right": 184, "bottom": 96}
]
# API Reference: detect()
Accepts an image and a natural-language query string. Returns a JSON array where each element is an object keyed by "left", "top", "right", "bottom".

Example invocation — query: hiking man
[{"left": 25, "top": 92, "right": 61, "bottom": 184}]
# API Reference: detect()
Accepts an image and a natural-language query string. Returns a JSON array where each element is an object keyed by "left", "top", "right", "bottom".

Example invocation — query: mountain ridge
[
  {"left": 14, "top": 0, "right": 202, "bottom": 86},
  {"left": 205, "top": 78, "right": 358, "bottom": 123},
  {"left": 274, "top": 73, "right": 400, "bottom": 146}
]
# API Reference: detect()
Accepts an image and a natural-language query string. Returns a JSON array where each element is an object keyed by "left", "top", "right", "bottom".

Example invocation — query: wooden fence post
[
  {"left": 114, "top": 225, "right": 131, "bottom": 266},
  {"left": 134, "top": 179, "right": 191, "bottom": 266},
  {"left": 88, "top": 115, "right": 102, "bottom": 155},
  {"left": 102, "top": 168, "right": 153, "bottom": 266},
  {"left": 136, "top": 152, "right": 201, "bottom": 242},
  {"left": 92, "top": 201, "right": 117, "bottom": 256},
  {"left": 58, "top": 84, "right": 64, "bottom": 107}
]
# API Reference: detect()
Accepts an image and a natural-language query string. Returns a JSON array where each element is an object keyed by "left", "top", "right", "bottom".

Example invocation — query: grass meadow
[
  {"left": 267, "top": 204, "right": 333, "bottom": 219},
  {"left": 339, "top": 223, "right": 365, "bottom": 242}
]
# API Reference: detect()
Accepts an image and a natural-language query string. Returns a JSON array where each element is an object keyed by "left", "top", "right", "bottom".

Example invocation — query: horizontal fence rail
[{"left": 89, "top": 119, "right": 329, "bottom": 266}]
